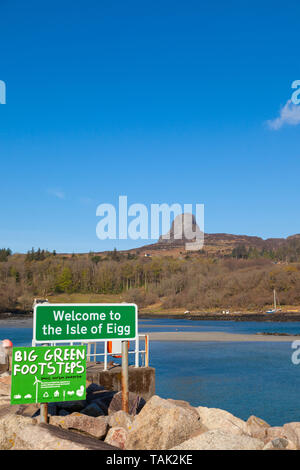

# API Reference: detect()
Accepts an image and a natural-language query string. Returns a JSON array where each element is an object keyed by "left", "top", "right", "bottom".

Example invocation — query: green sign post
[
  {"left": 33, "top": 303, "right": 137, "bottom": 343},
  {"left": 11, "top": 345, "right": 86, "bottom": 405}
]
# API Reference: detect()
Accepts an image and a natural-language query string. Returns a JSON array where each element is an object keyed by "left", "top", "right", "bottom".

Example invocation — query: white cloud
[
  {"left": 47, "top": 188, "right": 65, "bottom": 199},
  {"left": 267, "top": 99, "right": 300, "bottom": 130}
]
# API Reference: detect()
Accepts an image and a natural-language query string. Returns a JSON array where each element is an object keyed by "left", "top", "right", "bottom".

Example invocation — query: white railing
[
  {"left": 85, "top": 334, "right": 149, "bottom": 370},
  {"left": 35, "top": 334, "right": 150, "bottom": 371}
]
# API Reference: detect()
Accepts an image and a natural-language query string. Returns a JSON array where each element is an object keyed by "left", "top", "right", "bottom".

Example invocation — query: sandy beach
[{"left": 148, "top": 331, "right": 300, "bottom": 342}]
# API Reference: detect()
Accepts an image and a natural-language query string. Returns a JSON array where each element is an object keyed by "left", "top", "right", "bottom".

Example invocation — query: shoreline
[
  {"left": 3, "top": 311, "right": 300, "bottom": 323},
  {"left": 148, "top": 331, "right": 300, "bottom": 342},
  {"left": 140, "top": 312, "right": 300, "bottom": 322}
]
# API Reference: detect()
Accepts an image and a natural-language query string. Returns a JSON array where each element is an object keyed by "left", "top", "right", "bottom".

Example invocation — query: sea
[{"left": 2, "top": 317, "right": 300, "bottom": 426}]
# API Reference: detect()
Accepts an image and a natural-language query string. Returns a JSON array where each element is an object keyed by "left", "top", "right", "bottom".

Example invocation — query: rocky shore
[{"left": 0, "top": 373, "right": 299, "bottom": 450}]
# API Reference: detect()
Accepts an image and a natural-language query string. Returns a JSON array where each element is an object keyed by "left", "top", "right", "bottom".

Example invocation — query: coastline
[
  {"left": 140, "top": 312, "right": 300, "bottom": 322},
  {"left": 148, "top": 331, "right": 300, "bottom": 342}
]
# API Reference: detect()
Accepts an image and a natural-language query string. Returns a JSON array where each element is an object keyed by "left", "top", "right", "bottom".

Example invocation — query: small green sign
[
  {"left": 11, "top": 345, "right": 86, "bottom": 405},
  {"left": 34, "top": 303, "right": 137, "bottom": 342}
]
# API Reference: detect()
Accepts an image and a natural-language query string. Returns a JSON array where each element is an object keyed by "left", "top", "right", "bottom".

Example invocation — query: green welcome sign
[
  {"left": 11, "top": 345, "right": 86, "bottom": 405},
  {"left": 33, "top": 303, "right": 137, "bottom": 342}
]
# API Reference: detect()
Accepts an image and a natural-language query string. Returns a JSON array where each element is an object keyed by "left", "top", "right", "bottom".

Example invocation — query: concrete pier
[{"left": 86, "top": 363, "right": 155, "bottom": 401}]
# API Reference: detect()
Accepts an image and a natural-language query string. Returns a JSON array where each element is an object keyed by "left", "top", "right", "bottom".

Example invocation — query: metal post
[
  {"left": 40, "top": 403, "right": 48, "bottom": 424},
  {"left": 87, "top": 343, "right": 91, "bottom": 362},
  {"left": 94, "top": 342, "right": 97, "bottom": 363},
  {"left": 104, "top": 341, "right": 108, "bottom": 371},
  {"left": 145, "top": 335, "right": 149, "bottom": 368},
  {"left": 40, "top": 344, "right": 48, "bottom": 423},
  {"left": 121, "top": 341, "right": 129, "bottom": 413},
  {"left": 135, "top": 335, "right": 139, "bottom": 368}
]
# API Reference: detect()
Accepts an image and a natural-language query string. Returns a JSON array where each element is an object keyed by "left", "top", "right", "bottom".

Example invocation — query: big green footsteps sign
[
  {"left": 11, "top": 345, "right": 86, "bottom": 405},
  {"left": 34, "top": 303, "right": 138, "bottom": 342}
]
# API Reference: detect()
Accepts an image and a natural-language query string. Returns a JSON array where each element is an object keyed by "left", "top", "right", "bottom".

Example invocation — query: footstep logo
[{"left": 0, "top": 80, "right": 6, "bottom": 104}]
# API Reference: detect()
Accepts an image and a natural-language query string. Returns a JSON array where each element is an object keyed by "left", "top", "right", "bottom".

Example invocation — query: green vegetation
[{"left": 2, "top": 243, "right": 300, "bottom": 313}]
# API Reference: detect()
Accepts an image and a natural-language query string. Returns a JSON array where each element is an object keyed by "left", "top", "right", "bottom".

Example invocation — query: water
[
  {"left": 139, "top": 318, "right": 300, "bottom": 335},
  {"left": 1, "top": 318, "right": 300, "bottom": 426}
]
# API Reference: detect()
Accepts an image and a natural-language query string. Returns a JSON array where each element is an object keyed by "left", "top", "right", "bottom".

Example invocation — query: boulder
[
  {"left": 50, "top": 412, "right": 108, "bottom": 439},
  {"left": 81, "top": 402, "right": 105, "bottom": 417},
  {"left": 197, "top": 406, "right": 248, "bottom": 436},
  {"left": 108, "top": 410, "right": 133, "bottom": 431},
  {"left": 282, "top": 422, "right": 300, "bottom": 448},
  {"left": 0, "top": 376, "right": 11, "bottom": 396},
  {"left": 246, "top": 415, "right": 270, "bottom": 440},
  {"left": 0, "top": 405, "right": 35, "bottom": 449},
  {"left": 16, "top": 403, "right": 40, "bottom": 418},
  {"left": 87, "top": 389, "right": 116, "bottom": 414},
  {"left": 12, "top": 423, "right": 117, "bottom": 450},
  {"left": 266, "top": 426, "right": 289, "bottom": 441},
  {"left": 263, "top": 438, "right": 297, "bottom": 450},
  {"left": 172, "top": 429, "right": 264, "bottom": 450},
  {"left": 108, "top": 391, "right": 145, "bottom": 416},
  {"left": 105, "top": 426, "right": 128, "bottom": 449},
  {"left": 125, "top": 395, "right": 203, "bottom": 450},
  {"left": 55, "top": 400, "right": 86, "bottom": 413}
]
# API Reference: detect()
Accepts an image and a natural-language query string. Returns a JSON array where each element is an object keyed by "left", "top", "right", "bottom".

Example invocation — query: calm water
[{"left": 1, "top": 319, "right": 300, "bottom": 426}]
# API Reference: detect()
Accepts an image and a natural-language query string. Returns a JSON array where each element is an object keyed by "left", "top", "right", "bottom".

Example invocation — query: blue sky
[{"left": 0, "top": 0, "right": 300, "bottom": 253}]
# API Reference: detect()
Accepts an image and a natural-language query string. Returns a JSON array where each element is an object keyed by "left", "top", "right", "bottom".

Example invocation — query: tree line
[{"left": 1, "top": 247, "right": 300, "bottom": 312}]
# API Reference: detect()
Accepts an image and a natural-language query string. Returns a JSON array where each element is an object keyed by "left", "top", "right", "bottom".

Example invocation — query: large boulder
[
  {"left": 0, "top": 405, "right": 35, "bottom": 449},
  {"left": 0, "top": 375, "right": 11, "bottom": 396},
  {"left": 105, "top": 426, "right": 128, "bottom": 449},
  {"left": 172, "top": 429, "right": 264, "bottom": 450},
  {"left": 12, "top": 423, "right": 117, "bottom": 450},
  {"left": 50, "top": 412, "right": 108, "bottom": 439},
  {"left": 55, "top": 400, "right": 86, "bottom": 413},
  {"left": 246, "top": 415, "right": 270, "bottom": 440},
  {"left": 108, "top": 410, "right": 133, "bottom": 431},
  {"left": 81, "top": 402, "right": 105, "bottom": 417},
  {"left": 197, "top": 406, "right": 248, "bottom": 436},
  {"left": 266, "top": 426, "right": 289, "bottom": 441},
  {"left": 125, "top": 395, "right": 204, "bottom": 450},
  {"left": 282, "top": 422, "right": 300, "bottom": 448},
  {"left": 108, "top": 391, "right": 145, "bottom": 416}
]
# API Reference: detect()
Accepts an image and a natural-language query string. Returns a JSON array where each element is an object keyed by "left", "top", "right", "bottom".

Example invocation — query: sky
[{"left": 0, "top": 0, "right": 300, "bottom": 253}]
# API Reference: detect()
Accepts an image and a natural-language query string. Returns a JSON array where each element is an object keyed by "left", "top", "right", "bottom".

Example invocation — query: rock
[
  {"left": 0, "top": 376, "right": 11, "bottom": 396},
  {"left": 81, "top": 402, "right": 105, "bottom": 417},
  {"left": 246, "top": 415, "right": 270, "bottom": 440},
  {"left": 108, "top": 410, "right": 133, "bottom": 431},
  {"left": 197, "top": 406, "right": 249, "bottom": 436},
  {"left": 55, "top": 400, "right": 86, "bottom": 413},
  {"left": 49, "top": 412, "right": 108, "bottom": 439},
  {"left": 263, "top": 438, "right": 297, "bottom": 450},
  {"left": 16, "top": 403, "right": 40, "bottom": 418},
  {"left": 266, "top": 426, "right": 289, "bottom": 441},
  {"left": 125, "top": 395, "right": 203, "bottom": 450},
  {"left": 167, "top": 398, "right": 197, "bottom": 411},
  {"left": 0, "top": 405, "right": 35, "bottom": 449},
  {"left": 172, "top": 429, "right": 264, "bottom": 450},
  {"left": 105, "top": 426, "right": 128, "bottom": 449},
  {"left": 282, "top": 422, "right": 300, "bottom": 448},
  {"left": 108, "top": 391, "right": 145, "bottom": 416},
  {"left": 86, "top": 382, "right": 105, "bottom": 396},
  {"left": 87, "top": 390, "right": 116, "bottom": 414},
  {"left": 12, "top": 423, "right": 117, "bottom": 450}
]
